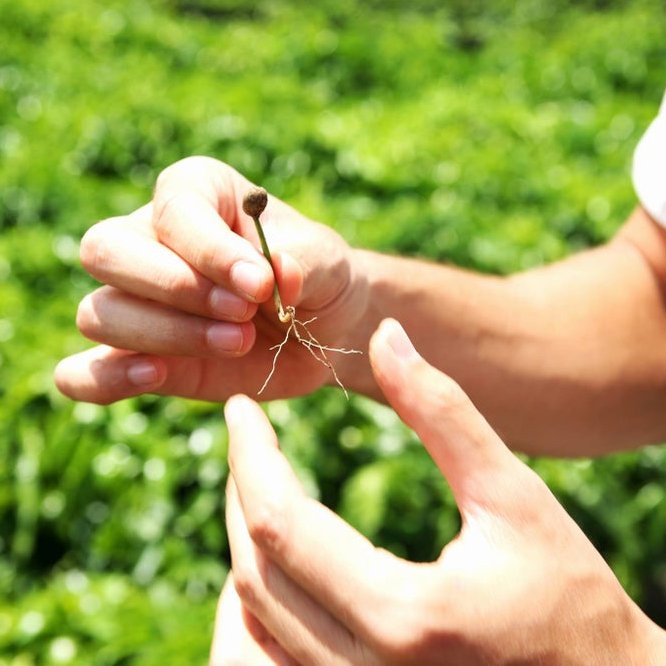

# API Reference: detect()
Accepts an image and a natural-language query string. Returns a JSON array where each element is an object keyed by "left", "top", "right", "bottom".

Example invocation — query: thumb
[{"left": 369, "top": 319, "right": 527, "bottom": 514}]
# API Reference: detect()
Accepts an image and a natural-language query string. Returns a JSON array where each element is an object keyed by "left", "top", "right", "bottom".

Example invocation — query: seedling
[{"left": 242, "top": 187, "right": 361, "bottom": 398}]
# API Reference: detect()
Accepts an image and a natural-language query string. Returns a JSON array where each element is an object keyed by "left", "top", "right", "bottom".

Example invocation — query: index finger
[
  {"left": 224, "top": 394, "right": 411, "bottom": 646},
  {"left": 152, "top": 157, "right": 274, "bottom": 303}
]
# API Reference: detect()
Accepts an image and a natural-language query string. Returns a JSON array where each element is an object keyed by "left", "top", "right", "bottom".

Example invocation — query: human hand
[
  {"left": 215, "top": 319, "right": 665, "bottom": 665},
  {"left": 55, "top": 156, "right": 369, "bottom": 403},
  {"left": 209, "top": 574, "right": 295, "bottom": 665}
]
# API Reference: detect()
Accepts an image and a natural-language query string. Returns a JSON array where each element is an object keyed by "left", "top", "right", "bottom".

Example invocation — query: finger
[
  {"left": 369, "top": 319, "right": 525, "bottom": 512},
  {"left": 152, "top": 157, "right": 274, "bottom": 303},
  {"left": 226, "top": 478, "right": 365, "bottom": 666},
  {"left": 81, "top": 213, "right": 258, "bottom": 322},
  {"left": 210, "top": 574, "right": 295, "bottom": 666},
  {"left": 54, "top": 347, "right": 167, "bottom": 403},
  {"left": 54, "top": 343, "right": 290, "bottom": 404},
  {"left": 54, "top": 346, "right": 209, "bottom": 403},
  {"left": 76, "top": 286, "right": 256, "bottom": 357},
  {"left": 225, "top": 395, "right": 410, "bottom": 649}
]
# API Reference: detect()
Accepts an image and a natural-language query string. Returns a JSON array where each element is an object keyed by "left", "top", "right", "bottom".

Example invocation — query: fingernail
[
  {"left": 230, "top": 261, "right": 266, "bottom": 301},
  {"left": 209, "top": 287, "right": 249, "bottom": 320},
  {"left": 383, "top": 319, "right": 419, "bottom": 360},
  {"left": 207, "top": 322, "right": 244, "bottom": 353},
  {"left": 127, "top": 360, "right": 159, "bottom": 386}
]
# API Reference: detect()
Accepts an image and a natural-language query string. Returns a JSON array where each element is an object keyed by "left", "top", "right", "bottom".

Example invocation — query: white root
[{"left": 257, "top": 306, "right": 362, "bottom": 399}]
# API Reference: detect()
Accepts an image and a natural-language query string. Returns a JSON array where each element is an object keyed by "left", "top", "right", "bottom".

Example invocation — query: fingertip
[
  {"left": 224, "top": 393, "right": 258, "bottom": 426},
  {"left": 369, "top": 318, "right": 422, "bottom": 391},
  {"left": 374, "top": 318, "right": 419, "bottom": 359},
  {"left": 368, "top": 317, "right": 396, "bottom": 360},
  {"left": 225, "top": 395, "right": 261, "bottom": 466},
  {"left": 224, "top": 395, "right": 280, "bottom": 459}
]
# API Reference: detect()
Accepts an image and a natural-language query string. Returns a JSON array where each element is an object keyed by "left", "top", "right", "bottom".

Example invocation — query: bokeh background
[{"left": 1, "top": 0, "right": 665, "bottom": 663}]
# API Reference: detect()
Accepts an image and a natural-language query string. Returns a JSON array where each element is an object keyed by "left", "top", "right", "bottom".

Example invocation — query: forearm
[{"left": 339, "top": 207, "right": 666, "bottom": 456}]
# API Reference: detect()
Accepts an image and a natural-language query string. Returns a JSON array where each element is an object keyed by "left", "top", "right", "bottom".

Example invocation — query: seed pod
[{"left": 242, "top": 186, "right": 268, "bottom": 218}]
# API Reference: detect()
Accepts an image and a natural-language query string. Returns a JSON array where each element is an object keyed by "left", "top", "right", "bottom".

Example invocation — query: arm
[
  {"left": 338, "top": 206, "right": 666, "bottom": 456},
  {"left": 55, "top": 156, "right": 666, "bottom": 456}
]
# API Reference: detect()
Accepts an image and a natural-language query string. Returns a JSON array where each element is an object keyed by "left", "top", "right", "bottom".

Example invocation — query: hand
[
  {"left": 55, "top": 156, "right": 368, "bottom": 403},
  {"left": 209, "top": 574, "right": 295, "bottom": 665},
  {"left": 216, "top": 319, "right": 665, "bottom": 665}
]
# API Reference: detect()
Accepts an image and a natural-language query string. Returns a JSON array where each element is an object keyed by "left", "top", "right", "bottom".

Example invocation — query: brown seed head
[{"left": 242, "top": 186, "right": 268, "bottom": 219}]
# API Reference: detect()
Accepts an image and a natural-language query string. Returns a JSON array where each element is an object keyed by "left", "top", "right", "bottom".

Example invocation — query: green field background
[{"left": 1, "top": 0, "right": 665, "bottom": 663}]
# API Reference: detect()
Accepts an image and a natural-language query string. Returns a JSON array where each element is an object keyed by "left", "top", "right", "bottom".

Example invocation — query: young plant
[{"left": 242, "top": 187, "right": 361, "bottom": 397}]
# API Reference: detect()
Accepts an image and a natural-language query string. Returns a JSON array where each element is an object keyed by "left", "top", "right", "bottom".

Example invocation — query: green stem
[{"left": 251, "top": 215, "right": 289, "bottom": 322}]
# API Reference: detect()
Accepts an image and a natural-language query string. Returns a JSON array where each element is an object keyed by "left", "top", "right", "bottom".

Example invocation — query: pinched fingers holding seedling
[
  {"left": 241, "top": 186, "right": 362, "bottom": 397},
  {"left": 77, "top": 158, "right": 276, "bottom": 331},
  {"left": 56, "top": 157, "right": 369, "bottom": 404}
]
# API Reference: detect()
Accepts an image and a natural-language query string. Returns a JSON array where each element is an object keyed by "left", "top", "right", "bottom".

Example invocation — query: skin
[
  {"left": 53, "top": 156, "right": 666, "bottom": 662},
  {"left": 55, "top": 157, "right": 369, "bottom": 403},
  {"left": 55, "top": 157, "right": 666, "bottom": 456},
  {"left": 211, "top": 321, "right": 666, "bottom": 665}
]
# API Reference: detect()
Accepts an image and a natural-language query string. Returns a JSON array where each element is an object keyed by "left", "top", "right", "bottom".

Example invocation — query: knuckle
[
  {"left": 369, "top": 574, "right": 458, "bottom": 663},
  {"left": 75, "top": 294, "right": 99, "bottom": 339},
  {"left": 245, "top": 497, "right": 286, "bottom": 556},
  {"left": 154, "top": 165, "right": 172, "bottom": 195},
  {"left": 165, "top": 269, "right": 193, "bottom": 295},
  {"left": 194, "top": 241, "right": 227, "bottom": 281},
  {"left": 376, "top": 614, "right": 448, "bottom": 664},
  {"left": 79, "top": 223, "right": 108, "bottom": 277},
  {"left": 231, "top": 563, "right": 261, "bottom": 610},
  {"left": 154, "top": 158, "right": 196, "bottom": 191},
  {"left": 431, "top": 373, "right": 469, "bottom": 413},
  {"left": 152, "top": 189, "right": 190, "bottom": 235},
  {"left": 373, "top": 613, "right": 422, "bottom": 661},
  {"left": 371, "top": 601, "right": 420, "bottom": 659},
  {"left": 164, "top": 269, "right": 209, "bottom": 309},
  {"left": 155, "top": 156, "right": 230, "bottom": 195}
]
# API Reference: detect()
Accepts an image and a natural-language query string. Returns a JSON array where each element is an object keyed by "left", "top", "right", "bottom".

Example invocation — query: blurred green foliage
[{"left": 1, "top": 0, "right": 665, "bottom": 662}]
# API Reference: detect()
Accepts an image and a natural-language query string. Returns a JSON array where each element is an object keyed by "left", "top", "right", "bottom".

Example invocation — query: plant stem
[{"left": 251, "top": 214, "right": 290, "bottom": 323}]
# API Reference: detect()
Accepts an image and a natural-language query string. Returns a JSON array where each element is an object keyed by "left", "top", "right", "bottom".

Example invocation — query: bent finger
[
  {"left": 81, "top": 214, "right": 257, "bottom": 323},
  {"left": 152, "top": 157, "right": 273, "bottom": 303},
  {"left": 225, "top": 395, "right": 409, "bottom": 648},
  {"left": 226, "top": 478, "right": 365, "bottom": 666},
  {"left": 76, "top": 286, "right": 256, "bottom": 357}
]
